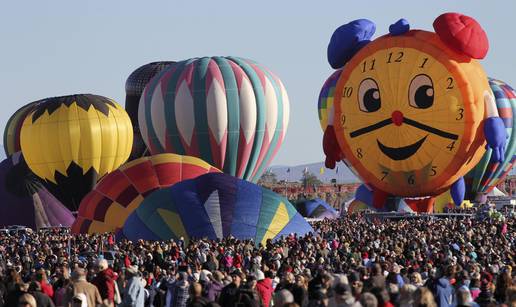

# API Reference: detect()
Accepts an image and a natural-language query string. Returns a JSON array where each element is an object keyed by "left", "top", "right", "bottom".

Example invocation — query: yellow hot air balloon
[{"left": 20, "top": 94, "right": 133, "bottom": 210}]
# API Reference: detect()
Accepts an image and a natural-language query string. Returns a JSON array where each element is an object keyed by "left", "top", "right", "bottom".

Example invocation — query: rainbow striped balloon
[
  {"left": 138, "top": 57, "right": 289, "bottom": 182},
  {"left": 465, "top": 78, "right": 516, "bottom": 198},
  {"left": 317, "top": 69, "right": 341, "bottom": 131}
]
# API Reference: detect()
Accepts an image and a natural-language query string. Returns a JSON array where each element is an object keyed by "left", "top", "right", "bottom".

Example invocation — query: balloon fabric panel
[{"left": 139, "top": 57, "right": 289, "bottom": 182}]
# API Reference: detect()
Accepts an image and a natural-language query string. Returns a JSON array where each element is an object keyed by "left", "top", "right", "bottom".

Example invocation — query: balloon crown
[{"left": 327, "top": 12, "right": 489, "bottom": 69}]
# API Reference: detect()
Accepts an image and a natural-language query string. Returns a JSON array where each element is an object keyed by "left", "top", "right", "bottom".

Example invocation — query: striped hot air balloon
[
  {"left": 72, "top": 153, "right": 220, "bottom": 234},
  {"left": 121, "top": 173, "right": 313, "bottom": 245},
  {"left": 465, "top": 78, "right": 516, "bottom": 200},
  {"left": 138, "top": 57, "right": 290, "bottom": 182}
]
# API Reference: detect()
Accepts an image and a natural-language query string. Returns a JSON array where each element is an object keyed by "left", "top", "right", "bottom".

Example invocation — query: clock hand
[
  {"left": 350, "top": 118, "right": 392, "bottom": 138},
  {"left": 403, "top": 117, "right": 458, "bottom": 140}
]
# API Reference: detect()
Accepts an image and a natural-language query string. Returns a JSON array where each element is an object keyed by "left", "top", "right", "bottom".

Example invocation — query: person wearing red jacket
[
  {"left": 255, "top": 270, "right": 273, "bottom": 307},
  {"left": 35, "top": 269, "right": 54, "bottom": 300},
  {"left": 92, "top": 259, "right": 116, "bottom": 307}
]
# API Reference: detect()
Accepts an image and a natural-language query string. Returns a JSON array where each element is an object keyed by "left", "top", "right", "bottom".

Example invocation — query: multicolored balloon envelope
[
  {"left": 125, "top": 61, "right": 176, "bottom": 159},
  {"left": 317, "top": 69, "right": 342, "bottom": 131},
  {"left": 122, "top": 173, "right": 313, "bottom": 245},
  {"left": 465, "top": 78, "right": 516, "bottom": 199},
  {"left": 295, "top": 198, "right": 338, "bottom": 219},
  {"left": 139, "top": 56, "right": 290, "bottom": 182},
  {"left": 0, "top": 152, "right": 74, "bottom": 229},
  {"left": 71, "top": 153, "right": 220, "bottom": 234},
  {"left": 3, "top": 101, "right": 40, "bottom": 157},
  {"left": 20, "top": 94, "right": 133, "bottom": 210}
]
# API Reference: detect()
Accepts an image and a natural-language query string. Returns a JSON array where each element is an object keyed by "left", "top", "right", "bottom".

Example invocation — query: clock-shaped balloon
[{"left": 323, "top": 13, "right": 508, "bottom": 210}]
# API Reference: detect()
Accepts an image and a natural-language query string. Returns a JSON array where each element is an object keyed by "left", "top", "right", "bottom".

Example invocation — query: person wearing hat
[
  {"left": 63, "top": 268, "right": 102, "bottom": 307},
  {"left": 92, "top": 259, "right": 116, "bottom": 307},
  {"left": 121, "top": 265, "right": 145, "bottom": 307},
  {"left": 218, "top": 270, "right": 243, "bottom": 306},
  {"left": 255, "top": 270, "right": 273, "bottom": 307},
  {"left": 205, "top": 271, "right": 224, "bottom": 302},
  {"left": 166, "top": 271, "right": 190, "bottom": 307}
]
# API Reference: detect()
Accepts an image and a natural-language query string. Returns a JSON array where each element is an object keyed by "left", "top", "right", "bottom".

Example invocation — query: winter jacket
[
  {"left": 256, "top": 278, "right": 273, "bottom": 307},
  {"left": 435, "top": 278, "right": 454, "bottom": 307},
  {"left": 92, "top": 268, "right": 116, "bottom": 302}
]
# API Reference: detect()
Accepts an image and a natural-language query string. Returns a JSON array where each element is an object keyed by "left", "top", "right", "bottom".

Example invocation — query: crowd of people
[{"left": 0, "top": 210, "right": 514, "bottom": 307}]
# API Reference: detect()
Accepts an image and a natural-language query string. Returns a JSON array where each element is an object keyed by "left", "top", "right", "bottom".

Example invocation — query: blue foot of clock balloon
[{"left": 451, "top": 177, "right": 466, "bottom": 207}]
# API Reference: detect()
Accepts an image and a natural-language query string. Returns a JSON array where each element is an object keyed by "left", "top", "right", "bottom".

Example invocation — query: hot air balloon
[
  {"left": 72, "top": 153, "right": 220, "bottom": 234},
  {"left": 323, "top": 14, "right": 508, "bottom": 211},
  {"left": 122, "top": 173, "right": 313, "bottom": 245},
  {"left": 295, "top": 198, "right": 339, "bottom": 219},
  {"left": 20, "top": 94, "right": 133, "bottom": 210},
  {"left": 125, "top": 61, "right": 176, "bottom": 159},
  {"left": 465, "top": 78, "right": 516, "bottom": 201},
  {"left": 0, "top": 152, "right": 74, "bottom": 229},
  {"left": 139, "top": 56, "right": 290, "bottom": 182},
  {"left": 317, "top": 69, "right": 342, "bottom": 131},
  {"left": 3, "top": 101, "right": 40, "bottom": 157}
]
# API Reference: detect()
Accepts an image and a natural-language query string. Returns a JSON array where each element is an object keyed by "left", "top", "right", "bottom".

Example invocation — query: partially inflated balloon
[
  {"left": 20, "top": 94, "right": 133, "bottom": 210},
  {"left": 139, "top": 57, "right": 290, "bottom": 182},
  {"left": 317, "top": 70, "right": 342, "bottom": 131},
  {"left": 465, "top": 78, "right": 516, "bottom": 199},
  {"left": 71, "top": 153, "right": 220, "bottom": 234},
  {"left": 0, "top": 152, "right": 74, "bottom": 229},
  {"left": 295, "top": 198, "right": 338, "bottom": 219},
  {"left": 3, "top": 101, "right": 40, "bottom": 156},
  {"left": 122, "top": 173, "right": 312, "bottom": 245},
  {"left": 125, "top": 61, "right": 175, "bottom": 159}
]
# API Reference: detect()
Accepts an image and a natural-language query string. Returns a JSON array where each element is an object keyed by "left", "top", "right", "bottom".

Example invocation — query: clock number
[
  {"left": 341, "top": 114, "right": 346, "bottom": 125},
  {"left": 419, "top": 57, "right": 428, "bottom": 68},
  {"left": 446, "top": 77, "right": 454, "bottom": 89},
  {"left": 381, "top": 171, "right": 389, "bottom": 181},
  {"left": 446, "top": 141, "right": 456, "bottom": 151},
  {"left": 430, "top": 166, "right": 437, "bottom": 176},
  {"left": 407, "top": 174, "right": 415, "bottom": 185},
  {"left": 356, "top": 148, "right": 363, "bottom": 159},
  {"left": 456, "top": 108, "right": 464, "bottom": 120},
  {"left": 343, "top": 87, "right": 353, "bottom": 97},
  {"left": 361, "top": 60, "right": 376, "bottom": 72},
  {"left": 387, "top": 51, "right": 404, "bottom": 63}
]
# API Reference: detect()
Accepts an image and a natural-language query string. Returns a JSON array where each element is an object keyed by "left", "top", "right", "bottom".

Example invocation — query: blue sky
[{"left": 0, "top": 1, "right": 514, "bottom": 166}]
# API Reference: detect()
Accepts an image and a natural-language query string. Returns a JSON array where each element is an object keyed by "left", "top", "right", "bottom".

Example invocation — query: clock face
[{"left": 334, "top": 31, "right": 487, "bottom": 196}]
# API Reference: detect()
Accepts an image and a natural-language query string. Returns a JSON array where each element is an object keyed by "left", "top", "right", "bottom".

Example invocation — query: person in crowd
[
  {"left": 122, "top": 265, "right": 145, "bottom": 307},
  {"left": 28, "top": 281, "right": 54, "bottom": 307},
  {"left": 92, "top": 259, "right": 116, "bottom": 307},
  {"left": 62, "top": 268, "right": 102, "bottom": 307},
  {"left": 17, "top": 293, "right": 37, "bottom": 307},
  {"left": 0, "top": 208, "right": 512, "bottom": 307}
]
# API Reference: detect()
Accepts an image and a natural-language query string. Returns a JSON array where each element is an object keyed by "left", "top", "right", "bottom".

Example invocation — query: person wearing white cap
[
  {"left": 121, "top": 266, "right": 145, "bottom": 307},
  {"left": 255, "top": 270, "right": 273, "bottom": 307}
]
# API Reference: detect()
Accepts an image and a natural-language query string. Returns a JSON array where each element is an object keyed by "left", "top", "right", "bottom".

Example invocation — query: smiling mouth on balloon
[{"left": 377, "top": 136, "right": 428, "bottom": 161}]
